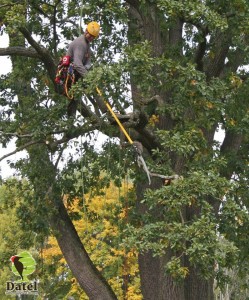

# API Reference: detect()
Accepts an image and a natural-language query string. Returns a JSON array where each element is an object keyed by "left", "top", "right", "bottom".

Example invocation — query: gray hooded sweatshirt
[{"left": 66, "top": 35, "right": 91, "bottom": 77}]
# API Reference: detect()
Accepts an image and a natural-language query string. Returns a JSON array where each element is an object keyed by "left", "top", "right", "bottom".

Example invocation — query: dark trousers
[{"left": 66, "top": 71, "right": 107, "bottom": 117}]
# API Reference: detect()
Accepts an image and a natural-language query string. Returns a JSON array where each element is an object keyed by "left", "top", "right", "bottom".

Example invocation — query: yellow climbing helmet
[{"left": 87, "top": 21, "right": 100, "bottom": 37}]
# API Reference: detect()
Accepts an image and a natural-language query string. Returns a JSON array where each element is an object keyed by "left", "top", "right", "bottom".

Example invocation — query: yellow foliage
[
  {"left": 188, "top": 91, "right": 196, "bottom": 97},
  {"left": 148, "top": 114, "right": 159, "bottom": 127},
  {"left": 42, "top": 236, "right": 63, "bottom": 261},
  {"left": 181, "top": 267, "right": 189, "bottom": 278},
  {"left": 127, "top": 285, "right": 143, "bottom": 300},
  {"left": 208, "top": 51, "right": 215, "bottom": 59},
  {"left": 206, "top": 101, "right": 214, "bottom": 109},
  {"left": 40, "top": 182, "right": 142, "bottom": 299},
  {"left": 230, "top": 75, "right": 243, "bottom": 88},
  {"left": 229, "top": 118, "right": 236, "bottom": 126}
]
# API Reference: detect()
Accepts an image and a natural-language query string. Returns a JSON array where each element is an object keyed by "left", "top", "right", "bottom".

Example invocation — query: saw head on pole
[{"left": 131, "top": 142, "right": 151, "bottom": 185}]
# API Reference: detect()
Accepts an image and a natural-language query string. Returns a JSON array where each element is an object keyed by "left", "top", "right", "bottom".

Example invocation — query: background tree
[
  {"left": 1, "top": 1, "right": 249, "bottom": 300},
  {"left": 0, "top": 179, "right": 40, "bottom": 299}
]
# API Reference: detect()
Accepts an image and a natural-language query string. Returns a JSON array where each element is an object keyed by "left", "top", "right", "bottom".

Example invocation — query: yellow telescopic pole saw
[{"left": 96, "top": 87, "right": 151, "bottom": 185}]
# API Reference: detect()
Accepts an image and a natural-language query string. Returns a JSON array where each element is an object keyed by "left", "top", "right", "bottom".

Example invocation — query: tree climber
[{"left": 55, "top": 21, "right": 107, "bottom": 117}]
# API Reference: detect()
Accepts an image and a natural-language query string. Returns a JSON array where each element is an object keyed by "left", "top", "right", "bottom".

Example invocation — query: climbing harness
[
  {"left": 96, "top": 87, "right": 152, "bottom": 184},
  {"left": 55, "top": 55, "right": 75, "bottom": 99}
]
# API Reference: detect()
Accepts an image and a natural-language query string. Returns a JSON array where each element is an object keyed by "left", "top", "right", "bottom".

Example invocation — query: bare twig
[
  {"left": 54, "top": 148, "right": 64, "bottom": 169},
  {"left": 0, "top": 131, "right": 33, "bottom": 138},
  {"left": 179, "top": 210, "right": 185, "bottom": 224},
  {"left": 0, "top": 4, "right": 15, "bottom": 9},
  {"left": 0, "top": 140, "right": 42, "bottom": 162},
  {"left": 149, "top": 173, "right": 181, "bottom": 180}
]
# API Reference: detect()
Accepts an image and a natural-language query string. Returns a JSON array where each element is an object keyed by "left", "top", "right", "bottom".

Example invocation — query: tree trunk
[
  {"left": 139, "top": 251, "right": 184, "bottom": 300},
  {"left": 136, "top": 180, "right": 185, "bottom": 300},
  {"left": 49, "top": 194, "right": 117, "bottom": 300},
  {"left": 184, "top": 264, "right": 214, "bottom": 300},
  {"left": 136, "top": 167, "right": 215, "bottom": 299}
]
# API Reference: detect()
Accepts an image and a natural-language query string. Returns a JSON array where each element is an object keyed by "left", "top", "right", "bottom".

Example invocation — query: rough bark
[
  {"left": 126, "top": 2, "right": 229, "bottom": 299},
  {"left": 184, "top": 263, "right": 214, "bottom": 300},
  {"left": 139, "top": 251, "right": 184, "bottom": 300}
]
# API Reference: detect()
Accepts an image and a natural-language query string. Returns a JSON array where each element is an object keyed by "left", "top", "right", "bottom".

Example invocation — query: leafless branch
[
  {"left": 54, "top": 148, "right": 64, "bottom": 169},
  {"left": 0, "top": 4, "right": 15, "bottom": 9},
  {"left": 204, "top": 31, "right": 231, "bottom": 78},
  {"left": 0, "top": 140, "right": 42, "bottom": 162},
  {"left": 149, "top": 173, "right": 181, "bottom": 180},
  {"left": 0, "top": 131, "right": 33, "bottom": 138},
  {"left": 19, "top": 27, "right": 57, "bottom": 82}
]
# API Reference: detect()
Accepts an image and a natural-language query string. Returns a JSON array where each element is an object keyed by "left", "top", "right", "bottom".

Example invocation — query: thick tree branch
[
  {"left": 135, "top": 127, "right": 162, "bottom": 153},
  {"left": 221, "top": 35, "right": 249, "bottom": 77},
  {"left": 127, "top": 3, "right": 142, "bottom": 24},
  {"left": 0, "top": 124, "right": 103, "bottom": 163},
  {"left": 125, "top": 0, "right": 140, "bottom": 8},
  {"left": 169, "top": 18, "right": 184, "bottom": 54},
  {"left": 220, "top": 129, "right": 243, "bottom": 179},
  {"left": 204, "top": 31, "right": 231, "bottom": 79},
  {"left": 220, "top": 130, "right": 243, "bottom": 156},
  {"left": 19, "top": 27, "right": 57, "bottom": 82},
  {"left": 0, "top": 122, "right": 104, "bottom": 162},
  {"left": 194, "top": 36, "right": 207, "bottom": 71},
  {"left": 48, "top": 188, "right": 118, "bottom": 299},
  {"left": 47, "top": 122, "right": 104, "bottom": 151},
  {"left": 0, "top": 46, "right": 40, "bottom": 58}
]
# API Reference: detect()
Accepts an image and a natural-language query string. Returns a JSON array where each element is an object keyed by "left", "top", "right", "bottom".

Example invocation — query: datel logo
[{"left": 6, "top": 251, "right": 38, "bottom": 296}]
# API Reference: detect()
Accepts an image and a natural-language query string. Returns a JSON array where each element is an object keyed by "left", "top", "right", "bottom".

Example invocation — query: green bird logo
[{"left": 10, "top": 251, "right": 36, "bottom": 282}]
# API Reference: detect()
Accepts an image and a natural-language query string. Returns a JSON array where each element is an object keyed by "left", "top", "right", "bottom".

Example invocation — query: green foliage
[
  {"left": 5, "top": 4, "right": 26, "bottom": 34},
  {"left": 165, "top": 256, "right": 189, "bottom": 281},
  {"left": 123, "top": 170, "right": 238, "bottom": 282},
  {"left": 0, "top": 179, "right": 38, "bottom": 252},
  {"left": 0, "top": 180, "right": 42, "bottom": 298},
  {"left": 123, "top": 41, "right": 156, "bottom": 94},
  {"left": 157, "top": 128, "right": 207, "bottom": 156},
  {"left": 157, "top": 0, "right": 228, "bottom": 31}
]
